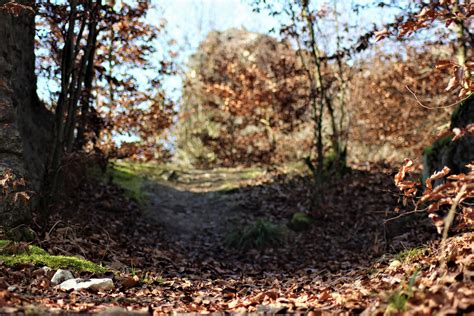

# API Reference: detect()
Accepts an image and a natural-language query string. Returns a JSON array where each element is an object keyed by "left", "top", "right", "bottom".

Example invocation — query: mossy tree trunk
[{"left": 423, "top": 95, "right": 474, "bottom": 179}]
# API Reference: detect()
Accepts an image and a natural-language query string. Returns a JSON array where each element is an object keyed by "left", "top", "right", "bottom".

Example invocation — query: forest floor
[{"left": 0, "top": 161, "right": 473, "bottom": 314}]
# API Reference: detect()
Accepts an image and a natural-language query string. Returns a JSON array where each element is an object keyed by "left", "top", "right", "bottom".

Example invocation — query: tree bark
[{"left": 0, "top": 0, "right": 52, "bottom": 227}]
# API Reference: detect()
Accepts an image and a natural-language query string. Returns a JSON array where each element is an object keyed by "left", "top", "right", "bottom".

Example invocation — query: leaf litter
[{"left": 0, "top": 162, "right": 472, "bottom": 314}]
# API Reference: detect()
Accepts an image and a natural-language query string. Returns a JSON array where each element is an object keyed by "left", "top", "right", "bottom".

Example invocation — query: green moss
[
  {"left": 225, "top": 220, "right": 286, "bottom": 250},
  {"left": 434, "top": 135, "right": 452, "bottom": 148},
  {"left": 5, "top": 226, "right": 35, "bottom": 242},
  {"left": 428, "top": 135, "right": 452, "bottom": 153},
  {"left": 394, "top": 247, "right": 426, "bottom": 263},
  {"left": 423, "top": 134, "right": 453, "bottom": 161},
  {"left": 89, "top": 160, "right": 156, "bottom": 204},
  {"left": 422, "top": 145, "right": 433, "bottom": 156},
  {"left": 107, "top": 164, "right": 147, "bottom": 203},
  {"left": 322, "top": 150, "right": 349, "bottom": 178},
  {"left": 451, "top": 104, "right": 461, "bottom": 123},
  {"left": 0, "top": 240, "right": 107, "bottom": 273},
  {"left": 288, "top": 212, "right": 315, "bottom": 232}
]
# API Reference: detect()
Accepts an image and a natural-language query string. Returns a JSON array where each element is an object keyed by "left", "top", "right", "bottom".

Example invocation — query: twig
[
  {"left": 383, "top": 208, "right": 427, "bottom": 224},
  {"left": 100, "top": 227, "right": 112, "bottom": 262},
  {"left": 405, "top": 85, "right": 471, "bottom": 109},
  {"left": 440, "top": 184, "right": 468, "bottom": 267},
  {"left": 442, "top": 184, "right": 467, "bottom": 242},
  {"left": 47, "top": 220, "right": 63, "bottom": 237}
]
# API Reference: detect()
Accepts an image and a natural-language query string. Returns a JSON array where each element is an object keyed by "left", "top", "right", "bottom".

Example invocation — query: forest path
[
  {"left": 112, "top": 161, "right": 435, "bottom": 270},
  {"left": 140, "top": 166, "right": 268, "bottom": 250}
]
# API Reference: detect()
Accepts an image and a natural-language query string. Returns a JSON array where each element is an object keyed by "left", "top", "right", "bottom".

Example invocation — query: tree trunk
[{"left": 0, "top": 0, "right": 53, "bottom": 227}]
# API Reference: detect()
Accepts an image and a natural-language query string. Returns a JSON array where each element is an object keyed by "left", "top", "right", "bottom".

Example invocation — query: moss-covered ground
[{"left": 0, "top": 240, "right": 107, "bottom": 273}]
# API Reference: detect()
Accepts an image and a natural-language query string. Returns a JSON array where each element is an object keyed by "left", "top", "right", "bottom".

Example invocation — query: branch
[{"left": 405, "top": 85, "right": 471, "bottom": 109}]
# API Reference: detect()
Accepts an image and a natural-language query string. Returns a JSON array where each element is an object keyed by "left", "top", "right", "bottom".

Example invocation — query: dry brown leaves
[
  {"left": 0, "top": 1, "right": 35, "bottom": 16},
  {"left": 0, "top": 169, "right": 32, "bottom": 213},
  {"left": 395, "top": 157, "right": 474, "bottom": 233},
  {"left": 0, "top": 164, "right": 471, "bottom": 314},
  {"left": 0, "top": 230, "right": 471, "bottom": 314}
]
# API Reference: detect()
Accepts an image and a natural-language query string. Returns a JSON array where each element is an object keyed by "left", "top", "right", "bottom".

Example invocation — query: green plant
[
  {"left": 130, "top": 265, "right": 138, "bottom": 277},
  {"left": 225, "top": 220, "right": 286, "bottom": 250},
  {"left": 386, "top": 270, "right": 418, "bottom": 314},
  {"left": 287, "top": 212, "right": 315, "bottom": 232}
]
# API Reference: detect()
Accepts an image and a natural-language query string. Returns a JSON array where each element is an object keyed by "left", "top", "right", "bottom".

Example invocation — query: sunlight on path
[{"left": 115, "top": 161, "right": 270, "bottom": 248}]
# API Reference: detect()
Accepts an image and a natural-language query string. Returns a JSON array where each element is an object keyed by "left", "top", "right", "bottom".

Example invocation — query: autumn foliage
[
  {"left": 177, "top": 29, "right": 310, "bottom": 167},
  {"left": 387, "top": 0, "right": 473, "bottom": 234},
  {"left": 348, "top": 47, "right": 452, "bottom": 161},
  {"left": 395, "top": 157, "right": 473, "bottom": 234},
  {"left": 0, "top": 170, "right": 32, "bottom": 227},
  {"left": 36, "top": 0, "right": 175, "bottom": 161}
]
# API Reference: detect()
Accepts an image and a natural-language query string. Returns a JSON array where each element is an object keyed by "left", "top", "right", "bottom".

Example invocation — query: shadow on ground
[{"left": 136, "top": 162, "right": 437, "bottom": 274}]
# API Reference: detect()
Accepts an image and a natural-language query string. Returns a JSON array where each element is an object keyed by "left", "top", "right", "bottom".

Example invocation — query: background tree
[
  {"left": 348, "top": 46, "right": 453, "bottom": 162},
  {"left": 176, "top": 29, "right": 310, "bottom": 167},
  {"left": 36, "top": 0, "right": 175, "bottom": 164},
  {"left": 252, "top": 0, "right": 371, "bottom": 190}
]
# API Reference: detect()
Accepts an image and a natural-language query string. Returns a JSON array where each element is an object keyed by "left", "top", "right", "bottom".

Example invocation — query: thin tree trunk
[
  {"left": 66, "top": 0, "right": 100, "bottom": 152},
  {"left": 49, "top": 0, "right": 77, "bottom": 192},
  {"left": 454, "top": 0, "right": 469, "bottom": 81}
]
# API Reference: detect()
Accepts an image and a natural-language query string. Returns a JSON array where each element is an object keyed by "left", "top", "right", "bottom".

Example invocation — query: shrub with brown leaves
[{"left": 395, "top": 156, "right": 473, "bottom": 234}]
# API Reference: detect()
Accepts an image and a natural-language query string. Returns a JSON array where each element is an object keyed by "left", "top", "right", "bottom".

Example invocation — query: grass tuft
[
  {"left": 394, "top": 247, "right": 426, "bottom": 263},
  {"left": 386, "top": 270, "right": 418, "bottom": 314},
  {"left": 288, "top": 212, "right": 315, "bottom": 232},
  {"left": 225, "top": 220, "right": 286, "bottom": 250},
  {"left": 107, "top": 163, "right": 147, "bottom": 203}
]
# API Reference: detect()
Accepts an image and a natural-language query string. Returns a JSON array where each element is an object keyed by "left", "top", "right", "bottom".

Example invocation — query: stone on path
[
  {"left": 51, "top": 269, "right": 74, "bottom": 284},
  {"left": 59, "top": 278, "right": 114, "bottom": 291}
]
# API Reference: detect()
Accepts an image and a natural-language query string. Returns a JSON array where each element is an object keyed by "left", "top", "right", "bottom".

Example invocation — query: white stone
[
  {"left": 59, "top": 278, "right": 114, "bottom": 291},
  {"left": 41, "top": 266, "right": 52, "bottom": 274},
  {"left": 51, "top": 269, "right": 74, "bottom": 284}
]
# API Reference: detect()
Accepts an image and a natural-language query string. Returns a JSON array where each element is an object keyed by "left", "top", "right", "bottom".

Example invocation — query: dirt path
[
  {"left": 142, "top": 168, "right": 264, "bottom": 249},
  {"left": 138, "top": 164, "right": 436, "bottom": 271}
]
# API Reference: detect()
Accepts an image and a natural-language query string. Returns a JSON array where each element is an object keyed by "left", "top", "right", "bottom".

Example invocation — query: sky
[
  {"left": 148, "top": 0, "right": 280, "bottom": 102},
  {"left": 148, "top": 0, "right": 404, "bottom": 103}
]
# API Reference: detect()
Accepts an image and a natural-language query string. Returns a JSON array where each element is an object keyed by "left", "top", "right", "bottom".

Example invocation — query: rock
[
  {"left": 59, "top": 278, "right": 114, "bottom": 291},
  {"left": 389, "top": 260, "right": 402, "bottom": 269},
  {"left": 256, "top": 304, "right": 288, "bottom": 314},
  {"left": 51, "top": 269, "right": 74, "bottom": 284}
]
